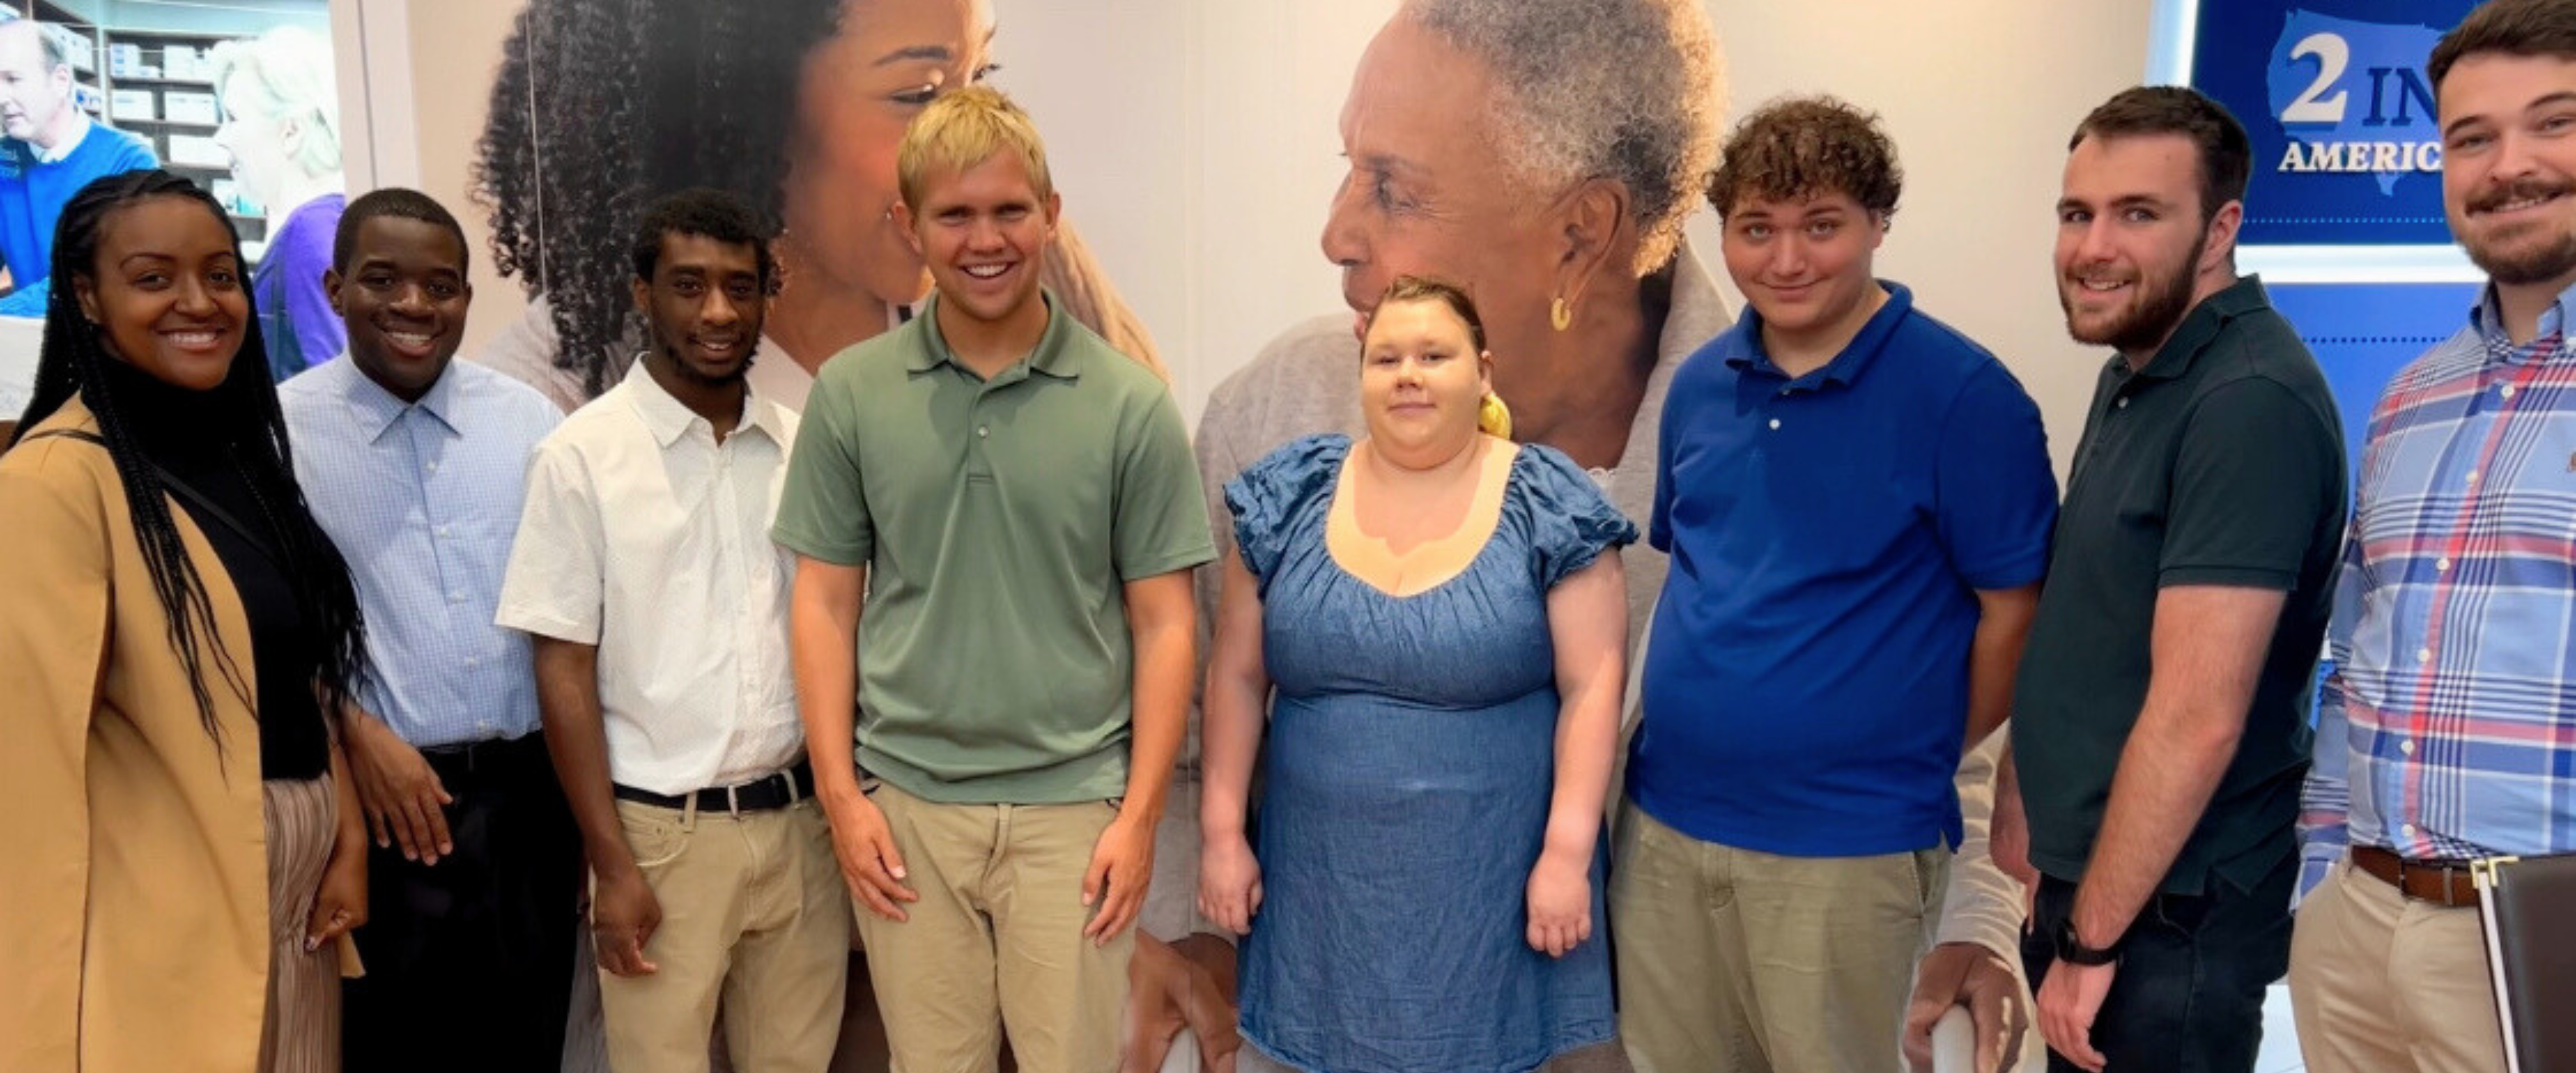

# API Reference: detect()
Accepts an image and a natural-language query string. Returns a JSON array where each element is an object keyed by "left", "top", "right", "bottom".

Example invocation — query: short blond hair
[{"left": 897, "top": 86, "right": 1054, "bottom": 211}]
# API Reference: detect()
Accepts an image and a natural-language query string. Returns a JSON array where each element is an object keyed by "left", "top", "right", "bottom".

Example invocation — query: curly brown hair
[{"left": 1707, "top": 94, "right": 1901, "bottom": 221}]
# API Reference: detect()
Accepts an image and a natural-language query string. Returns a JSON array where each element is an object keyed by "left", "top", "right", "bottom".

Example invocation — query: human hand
[
  {"left": 1903, "top": 941, "right": 2029, "bottom": 1073},
  {"left": 1196, "top": 832, "right": 1262, "bottom": 935},
  {"left": 1121, "top": 932, "right": 1244, "bottom": 1073},
  {"left": 304, "top": 847, "right": 368, "bottom": 952},
  {"left": 821, "top": 787, "right": 917, "bottom": 921},
  {"left": 344, "top": 710, "right": 453, "bottom": 864},
  {"left": 590, "top": 866, "right": 662, "bottom": 977},
  {"left": 2036, "top": 956, "right": 2114, "bottom": 1072},
  {"left": 1083, "top": 809, "right": 1156, "bottom": 946},
  {"left": 1524, "top": 850, "right": 1592, "bottom": 959}
]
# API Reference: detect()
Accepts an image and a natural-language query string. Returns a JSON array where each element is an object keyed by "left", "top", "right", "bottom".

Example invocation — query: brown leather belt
[{"left": 2353, "top": 846, "right": 2481, "bottom": 907}]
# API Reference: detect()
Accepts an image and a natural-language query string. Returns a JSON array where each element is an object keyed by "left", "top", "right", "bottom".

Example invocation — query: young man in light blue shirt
[{"left": 277, "top": 187, "right": 577, "bottom": 1073}]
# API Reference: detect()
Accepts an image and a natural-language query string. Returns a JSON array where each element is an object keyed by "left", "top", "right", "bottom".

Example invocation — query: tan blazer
[{"left": 0, "top": 394, "right": 351, "bottom": 1073}]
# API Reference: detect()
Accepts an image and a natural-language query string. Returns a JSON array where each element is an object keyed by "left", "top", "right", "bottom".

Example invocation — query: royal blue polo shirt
[{"left": 1636, "top": 281, "right": 2058, "bottom": 857}]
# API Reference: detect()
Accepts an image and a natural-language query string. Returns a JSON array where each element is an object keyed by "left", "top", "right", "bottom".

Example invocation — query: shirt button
[
  {"left": 2436, "top": 557, "right": 2452, "bottom": 572},
  {"left": 2116, "top": 397, "right": 2131, "bottom": 409},
  {"left": 434, "top": 524, "right": 451, "bottom": 538},
  {"left": 425, "top": 461, "right": 439, "bottom": 474},
  {"left": 2417, "top": 647, "right": 2434, "bottom": 663},
  {"left": 2401, "top": 738, "right": 2416, "bottom": 755},
  {"left": 449, "top": 590, "right": 467, "bottom": 603},
  {"left": 2502, "top": 384, "right": 2518, "bottom": 399},
  {"left": 2401, "top": 823, "right": 2418, "bottom": 839},
  {"left": 977, "top": 426, "right": 990, "bottom": 438},
  {"left": 2467, "top": 470, "right": 2480, "bottom": 485},
  {"left": 1767, "top": 418, "right": 1782, "bottom": 431}
]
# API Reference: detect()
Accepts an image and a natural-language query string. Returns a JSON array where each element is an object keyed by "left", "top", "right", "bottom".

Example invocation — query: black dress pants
[{"left": 343, "top": 732, "right": 582, "bottom": 1073}]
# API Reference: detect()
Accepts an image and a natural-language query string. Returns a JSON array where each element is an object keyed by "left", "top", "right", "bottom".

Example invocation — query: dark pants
[
  {"left": 343, "top": 732, "right": 583, "bottom": 1073},
  {"left": 2021, "top": 851, "right": 2294, "bottom": 1073}
]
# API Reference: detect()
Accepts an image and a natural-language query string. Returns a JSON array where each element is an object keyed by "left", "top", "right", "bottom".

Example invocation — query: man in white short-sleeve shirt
[{"left": 495, "top": 189, "right": 848, "bottom": 1073}]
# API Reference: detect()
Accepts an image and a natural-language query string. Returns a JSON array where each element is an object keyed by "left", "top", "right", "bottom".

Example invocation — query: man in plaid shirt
[{"left": 2290, "top": 4, "right": 2576, "bottom": 1072}]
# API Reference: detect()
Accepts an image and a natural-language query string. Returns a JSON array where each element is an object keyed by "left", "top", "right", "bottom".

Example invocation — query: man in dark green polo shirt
[
  {"left": 2005, "top": 87, "right": 2346, "bottom": 1073},
  {"left": 772, "top": 86, "right": 1213, "bottom": 1073}
]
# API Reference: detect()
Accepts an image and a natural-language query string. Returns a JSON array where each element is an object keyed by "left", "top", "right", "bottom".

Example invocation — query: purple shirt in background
[{"left": 257, "top": 192, "right": 347, "bottom": 381}]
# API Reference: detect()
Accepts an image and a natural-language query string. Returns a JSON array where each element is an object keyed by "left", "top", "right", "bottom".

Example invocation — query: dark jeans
[
  {"left": 2021, "top": 851, "right": 2294, "bottom": 1073},
  {"left": 343, "top": 732, "right": 583, "bottom": 1073}
]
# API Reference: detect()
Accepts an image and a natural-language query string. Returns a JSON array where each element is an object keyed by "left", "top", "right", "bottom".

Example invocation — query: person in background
[
  {"left": 214, "top": 25, "right": 347, "bottom": 381},
  {"left": 776, "top": 86, "right": 1210, "bottom": 1073},
  {"left": 2004, "top": 86, "right": 2346, "bottom": 1073},
  {"left": 278, "top": 187, "right": 579, "bottom": 1073},
  {"left": 1619, "top": 94, "right": 2054, "bottom": 1073},
  {"left": 1, "top": 168, "right": 368, "bottom": 1073},
  {"left": 2291, "top": 4, "right": 2576, "bottom": 1071},
  {"left": 497, "top": 188, "right": 848, "bottom": 1073},
  {"left": 1201, "top": 276, "right": 1634, "bottom": 1073},
  {"left": 0, "top": 18, "right": 155, "bottom": 318}
]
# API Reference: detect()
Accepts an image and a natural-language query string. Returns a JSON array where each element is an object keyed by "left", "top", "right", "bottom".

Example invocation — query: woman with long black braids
[{"left": 0, "top": 170, "right": 371, "bottom": 1073}]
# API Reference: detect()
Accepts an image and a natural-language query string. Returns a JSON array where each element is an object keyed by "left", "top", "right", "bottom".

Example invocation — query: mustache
[{"left": 2470, "top": 177, "right": 2576, "bottom": 215}]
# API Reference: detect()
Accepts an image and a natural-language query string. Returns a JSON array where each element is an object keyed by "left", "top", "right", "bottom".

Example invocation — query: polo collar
[
  {"left": 908, "top": 289, "right": 1078, "bottom": 383},
  {"left": 1721, "top": 280, "right": 1913, "bottom": 389},
  {"left": 2129, "top": 275, "right": 2270, "bottom": 382},
  {"left": 623, "top": 358, "right": 789, "bottom": 449},
  {"left": 336, "top": 353, "right": 462, "bottom": 444}
]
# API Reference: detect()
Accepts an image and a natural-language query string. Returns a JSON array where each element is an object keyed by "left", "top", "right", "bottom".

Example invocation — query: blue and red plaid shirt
[{"left": 2300, "top": 286, "right": 2576, "bottom": 899}]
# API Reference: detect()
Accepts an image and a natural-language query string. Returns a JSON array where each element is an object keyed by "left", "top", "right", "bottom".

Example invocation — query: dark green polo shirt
[
  {"left": 2012, "top": 276, "right": 2346, "bottom": 896},
  {"left": 772, "top": 292, "right": 1216, "bottom": 804}
]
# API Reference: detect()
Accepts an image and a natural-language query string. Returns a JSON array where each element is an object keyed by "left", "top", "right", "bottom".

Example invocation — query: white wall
[{"left": 398, "top": 0, "right": 2160, "bottom": 477}]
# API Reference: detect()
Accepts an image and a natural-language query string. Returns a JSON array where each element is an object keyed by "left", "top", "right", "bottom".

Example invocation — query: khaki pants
[
  {"left": 600, "top": 798, "right": 852, "bottom": 1073},
  {"left": 855, "top": 780, "right": 1131, "bottom": 1073},
  {"left": 1609, "top": 800, "right": 1946, "bottom": 1073},
  {"left": 2288, "top": 857, "right": 2509, "bottom": 1073}
]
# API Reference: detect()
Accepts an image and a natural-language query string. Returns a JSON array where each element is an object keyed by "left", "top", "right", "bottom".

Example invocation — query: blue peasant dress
[{"left": 1226, "top": 433, "right": 1639, "bottom": 1073}]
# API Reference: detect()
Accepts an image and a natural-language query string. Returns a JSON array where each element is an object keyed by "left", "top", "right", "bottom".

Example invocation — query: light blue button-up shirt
[{"left": 280, "top": 355, "right": 562, "bottom": 748}]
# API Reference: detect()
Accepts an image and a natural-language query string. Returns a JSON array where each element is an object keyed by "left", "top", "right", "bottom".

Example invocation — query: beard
[
  {"left": 2062, "top": 230, "right": 2206, "bottom": 357},
  {"left": 2458, "top": 177, "right": 2576, "bottom": 286}
]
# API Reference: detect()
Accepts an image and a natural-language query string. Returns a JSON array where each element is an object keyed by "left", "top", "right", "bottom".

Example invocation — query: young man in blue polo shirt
[{"left": 1614, "top": 96, "right": 2059, "bottom": 1073}]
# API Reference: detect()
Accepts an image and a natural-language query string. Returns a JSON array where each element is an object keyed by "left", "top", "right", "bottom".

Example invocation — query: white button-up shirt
[{"left": 496, "top": 361, "right": 804, "bottom": 796}]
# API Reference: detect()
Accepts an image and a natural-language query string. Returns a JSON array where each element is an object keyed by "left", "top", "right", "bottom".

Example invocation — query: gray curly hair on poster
[{"left": 1404, "top": 0, "right": 1726, "bottom": 276}]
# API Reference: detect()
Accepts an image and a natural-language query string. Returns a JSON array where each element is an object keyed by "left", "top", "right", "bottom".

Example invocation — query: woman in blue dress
[{"left": 1199, "top": 276, "right": 1637, "bottom": 1073}]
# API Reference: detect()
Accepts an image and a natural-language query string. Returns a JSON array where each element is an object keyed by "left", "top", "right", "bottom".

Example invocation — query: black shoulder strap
[{"left": 19, "top": 427, "right": 283, "bottom": 568}]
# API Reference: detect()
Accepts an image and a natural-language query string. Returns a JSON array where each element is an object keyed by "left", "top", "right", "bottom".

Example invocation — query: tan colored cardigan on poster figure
[{"left": 0, "top": 394, "right": 356, "bottom": 1073}]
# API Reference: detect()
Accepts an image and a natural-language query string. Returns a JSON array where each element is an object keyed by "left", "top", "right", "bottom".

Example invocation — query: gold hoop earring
[{"left": 1550, "top": 297, "right": 1571, "bottom": 332}]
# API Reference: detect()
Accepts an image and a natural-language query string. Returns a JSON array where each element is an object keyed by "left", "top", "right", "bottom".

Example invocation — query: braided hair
[
  {"left": 8, "top": 170, "right": 367, "bottom": 746},
  {"left": 473, "top": 0, "right": 836, "bottom": 397}
]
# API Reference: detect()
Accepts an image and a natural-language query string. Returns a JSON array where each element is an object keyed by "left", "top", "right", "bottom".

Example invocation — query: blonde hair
[
  {"left": 897, "top": 85, "right": 1054, "bottom": 211},
  {"left": 210, "top": 26, "right": 341, "bottom": 180}
]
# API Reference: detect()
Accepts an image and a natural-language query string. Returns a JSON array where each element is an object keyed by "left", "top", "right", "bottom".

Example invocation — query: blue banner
[{"left": 2191, "top": 0, "right": 2481, "bottom": 245}]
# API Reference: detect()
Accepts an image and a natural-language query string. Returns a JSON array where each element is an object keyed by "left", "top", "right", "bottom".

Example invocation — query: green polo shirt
[
  {"left": 2011, "top": 275, "right": 2346, "bottom": 897},
  {"left": 772, "top": 292, "right": 1215, "bottom": 804}
]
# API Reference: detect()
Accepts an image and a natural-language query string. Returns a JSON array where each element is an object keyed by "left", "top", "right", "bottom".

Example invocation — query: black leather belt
[
  {"left": 419, "top": 733, "right": 547, "bottom": 780},
  {"left": 613, "top": 760, "right": 814, "bottom": 815}
]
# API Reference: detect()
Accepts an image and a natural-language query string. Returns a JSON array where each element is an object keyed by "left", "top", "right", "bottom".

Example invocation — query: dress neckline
[{"left": 1320, "top": 437, "right": 1524, "bottom": 601}]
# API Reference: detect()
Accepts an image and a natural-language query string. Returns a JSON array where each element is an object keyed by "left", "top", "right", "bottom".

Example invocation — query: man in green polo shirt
[
  {"left": 2006, "top": 87, "right": 2346, "bottom": 1073},
  {"left": 773, "top": 86, "right": 1213, "bottom": 1073}
]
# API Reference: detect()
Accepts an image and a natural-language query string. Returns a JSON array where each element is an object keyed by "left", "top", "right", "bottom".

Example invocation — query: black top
[
  {"left": 2011, "top": 276, "right": 2348, "bottom": 898},
  {"left": 99, "top": 359, "right": 330, "bottom": 780}
]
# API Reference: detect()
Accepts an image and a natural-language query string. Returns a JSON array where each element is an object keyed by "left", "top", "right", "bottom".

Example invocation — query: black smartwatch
[{"left": 2053, "top": 916, "right": 2121, "bottom": 966}]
